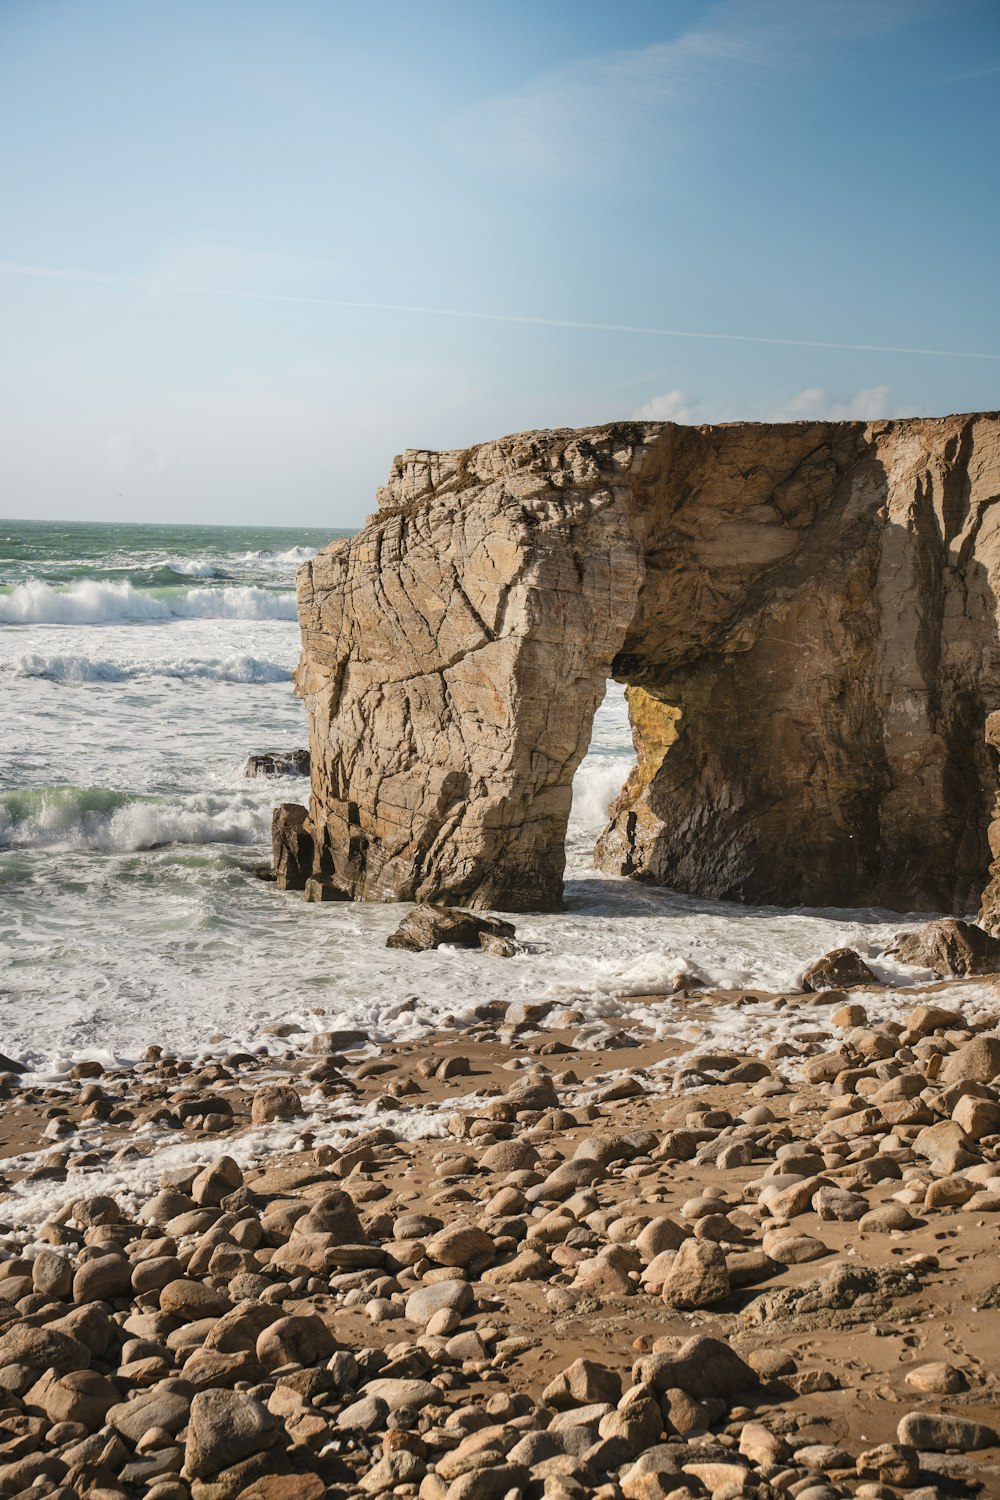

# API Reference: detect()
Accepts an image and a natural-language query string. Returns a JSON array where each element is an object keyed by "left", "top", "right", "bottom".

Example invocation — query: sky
[{"left": 1, "top": 0, "right": 998, "bottom": 528}]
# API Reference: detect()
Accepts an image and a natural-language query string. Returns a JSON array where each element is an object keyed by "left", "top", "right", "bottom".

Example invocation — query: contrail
[{"left": 2, "top": 258, "right": 998, "bottom": 362}]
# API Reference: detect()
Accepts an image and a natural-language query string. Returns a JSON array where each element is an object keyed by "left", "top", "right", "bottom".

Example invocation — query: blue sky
[{"left": 1, "top": 0, "right": 998, "bottom": 526}]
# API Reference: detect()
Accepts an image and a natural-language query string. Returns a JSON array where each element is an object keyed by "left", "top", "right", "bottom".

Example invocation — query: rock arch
[{"left": 278, "top": 413, "right": 1000, "bottom": 919}]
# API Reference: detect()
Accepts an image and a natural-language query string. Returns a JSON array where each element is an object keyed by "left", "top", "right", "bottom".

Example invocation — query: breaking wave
[
  {"left": 0, "top": 579, "right": 297, "bottom": 625},
  {"left": 0, "top": 786, "right": 283, "bottom": 852},
  {"left": 10, "top": 652, "right": 290, "bottom": 685}
]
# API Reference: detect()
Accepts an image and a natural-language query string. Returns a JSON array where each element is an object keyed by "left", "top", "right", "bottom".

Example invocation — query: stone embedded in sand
[
  {"left": 425, "top": 1223, "right": 494, "bottom": 1268},
  {"left": 859, "top": 1202, "right": 918, "bottom": 1233},
  {"left": 404, "top": 1279, "right": 473, "bottom": 1324},
  {"left": 543, "top": 1358, "right": 622, "bottom": 1409},
  {"left": 802, "top": 948, "right": 878, "bottom": 991},
  {"left": 385, "top": 904, "right": 515, "bottom": 953},
  {"left": 661, "top": 1239, "right": 730, "bottom": 1309},
  {"left": 897, "top": 1411, "right": 999, "bottom": 1452},
  {"left": 635, "top": 1336, "right": 758, "bottom": 1399},
  {"left": 250, "top": 1084, "right": 303, "bottom": 1124},
  {"left": 812, "top": 1186, "right": 869, "bottom": 1221},
  {"left": 890, "top": 918, "right": 1000, "bottom": 977},
  {"left": 904, "top": 1362, "right": 966, "bottom": 1394},
  {"left": 855, "top": 1443, "right": 919, "bottom": 1486},
  {"left": 739, "top": 1422, "right": 788, "bottom": 1467}
]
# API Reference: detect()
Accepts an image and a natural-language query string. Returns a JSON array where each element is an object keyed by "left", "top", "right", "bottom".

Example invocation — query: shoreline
[{"left": 0, "top": 975, "right": 998, "bottom": 1497}]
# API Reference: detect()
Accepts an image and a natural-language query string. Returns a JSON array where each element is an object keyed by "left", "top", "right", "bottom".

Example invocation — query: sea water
[{"left": 1, "top": 519, "right": 937, "bottom": 1075}]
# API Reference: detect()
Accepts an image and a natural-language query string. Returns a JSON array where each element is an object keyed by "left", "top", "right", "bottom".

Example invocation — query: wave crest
[
  {"left": 0, "top": 786, "right": 293, "bottom": 852},
  {"left": 11, "top": 652, "right": 290, "bottom": 685},
  {"left": 0, "top": 579, "right": 296, "bottom": 624}
]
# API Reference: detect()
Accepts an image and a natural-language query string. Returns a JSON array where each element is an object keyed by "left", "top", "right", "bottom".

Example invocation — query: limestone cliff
[{"left": 283, "top": 414, "right": 1000, "bottom": 918}]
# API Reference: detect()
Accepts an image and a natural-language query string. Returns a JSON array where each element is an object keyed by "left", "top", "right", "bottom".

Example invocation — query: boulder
[
  {"left": 889, "top": 918, "right": 1000, "bottom": 977},
  {"left": 250, "top": 1085, "right": 303, "bottom": 1124},
  {"left": 661, "top": 1239, "right": 730, "bottom": 1309},
  {"left": 940, "top": 1035, "right": 1000, "bottom": 1084},
  {"left": 385, "top": 904, "right": 515, "bottom": 953},
  {"left": 184, "top": 1388, "right": 280, "bottom": 1480},
  {"left": 801, "top": 948, "right": 878, "bottom": 991},
  {"left": 898, "top": 1411, "right": 998, "bottom": 1451},
  {"left": 270, "top": 803, "right": 313, "bottom": 892},
  {"left": 634, "top": 1335, "right": 759, "bottom": 1399}
]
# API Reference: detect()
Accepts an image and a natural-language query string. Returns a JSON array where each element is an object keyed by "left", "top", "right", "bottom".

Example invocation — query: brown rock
[
  {"left": 897, "top": 1411, "right": 998, "bottom": 1451},
  {"left": 385, "top": 904, "right": 515, "bottom": 952},
  {"left": 250, "top": 1086, "right": 303, "bottom": 1124},
  {"left": 159, "top": 1279, "right": 233, "bottom": 1321},
  {"left": 856, "top": 1444, "right": 919, "bottom": 1486},
  {"left": 424, "top": 1224, "right": 494, "bottom": 1267},
  {"left": 940, "top": 1035, "right": 1000, "bottom": 1084},
  {"left": 254, "top": 1314, "right": 335, "bottom": 1370},
  {"left": 271, "top": 803, "right": 313, "bottom": 892},
  {"left": 802, "top": 948, "right": 878, "bottom": 991},
  {"left": 904, "top": 1362, "right": 966, "bottom": 1394},
  {"left": 287, "top": 414, "right": 1000, "bottom": 916},
  {"left": 635, "top": 1335, "right": 759, "bottom": 1399},
  {"left": 72, "top": 1253, "right": 132, "bottom": 1303},
  {"left": 183, "top": 1388, "right": 280, "bottom": 1480},
  {"left": 889, "top": 919, "right": 1000, "bottom": 977},
  {"left": 542, "top": 1358, "right": 622, "bottom": 1408},
  {"left": 661, "top": 1239, "right": 730, "bottom": 1309}
]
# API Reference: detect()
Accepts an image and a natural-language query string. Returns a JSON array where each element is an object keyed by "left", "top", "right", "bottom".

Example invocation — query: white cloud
[
  {"left": 105, "top": 434, "right": 167, "bottom": 477},
  {"left": 767, "top": 385, "right": 924, "bottom": 421},
  {"left": 634, "top": 388, "right": 701, "bottom": 422},
  {"left": 632, "top": 383, "right": 926, "bottom": 425}
]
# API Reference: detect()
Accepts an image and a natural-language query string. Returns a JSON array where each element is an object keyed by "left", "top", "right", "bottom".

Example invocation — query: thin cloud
[
  {"left": 450, "top": 0, "right": 931, "bottom": 177},
  {"left": 1, "top": 260, "right": 996, "bottom": 363}
]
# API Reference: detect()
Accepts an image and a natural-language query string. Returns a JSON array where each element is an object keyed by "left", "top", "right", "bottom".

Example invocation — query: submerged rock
[{"left": 244, "top": 749, "right": 310, "bottom": 779}]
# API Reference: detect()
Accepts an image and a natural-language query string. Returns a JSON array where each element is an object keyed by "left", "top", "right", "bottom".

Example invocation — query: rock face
[{"left": 285, "top": 414, "right": 1000, "bottom": 914}]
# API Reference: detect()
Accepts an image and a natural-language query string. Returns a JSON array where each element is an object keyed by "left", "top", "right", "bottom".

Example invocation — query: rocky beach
[
  {"left": 0, "top": 924, "right": 998, "bottom": 1500},
  {"left": 5, "top": 0, "right": 999, "bottom": 1492}
]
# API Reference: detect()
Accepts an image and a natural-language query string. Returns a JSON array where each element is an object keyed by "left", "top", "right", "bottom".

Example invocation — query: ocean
[{"left": 1, "top": 519, "right": 935, "bottom": 1078}]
